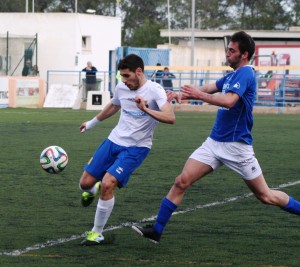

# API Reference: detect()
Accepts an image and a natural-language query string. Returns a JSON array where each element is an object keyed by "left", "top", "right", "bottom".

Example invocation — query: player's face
[
  {"left": 120, "top": 68, "right": 141, "bottom": 90},
  {"left": 226, "top": 41, "right": 245, "bottom": 70}
]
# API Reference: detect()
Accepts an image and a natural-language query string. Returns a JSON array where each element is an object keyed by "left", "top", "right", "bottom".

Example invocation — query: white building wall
[
  {"left": 158, "top": 40, "right": 226, "bottom": 68},
  {"left": 0, "top": 13, "right": 121, "bottom": 80}
]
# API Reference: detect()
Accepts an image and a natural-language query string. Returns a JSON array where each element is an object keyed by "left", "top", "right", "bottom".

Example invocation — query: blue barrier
[{"left": 47, "top": 70, "right": 300, "bottom": 107}]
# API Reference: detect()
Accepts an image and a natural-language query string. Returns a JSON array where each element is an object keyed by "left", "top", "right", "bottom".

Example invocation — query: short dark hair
[
  {"left": 230, "top": 31, "right": 255, "bottom": 60},
  {"left": 118, "top": 54, "right": 144, "bottom": 72}
]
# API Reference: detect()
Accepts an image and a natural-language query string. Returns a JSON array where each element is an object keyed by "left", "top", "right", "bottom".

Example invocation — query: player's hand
[
  {"left": 80, "top": 117, "right": 100, "bottom": 133},
  {"left": 135, "top": 96, "right": 148, "bottom": 111},
  {"left": 181, "top": 85, "right": 201, "bottom": 100},
  {"left": 80, "top": 122, "right": 87, "bottom": 133},
  {"left": 166, "top": 90, "right": 182, "bottom": 103}
]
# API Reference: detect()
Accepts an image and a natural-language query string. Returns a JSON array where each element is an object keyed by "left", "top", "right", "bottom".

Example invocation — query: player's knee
[
  {"left": 101, "top": 179, "right": 117, "bottom": 194},
  {"left": 174, "top": 174, "right": 191, "bottom": 192}
]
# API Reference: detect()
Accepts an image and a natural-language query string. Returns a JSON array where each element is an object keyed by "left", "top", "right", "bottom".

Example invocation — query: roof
[{"left": 160, "top": 28, "right": 300, "bottom": 41}]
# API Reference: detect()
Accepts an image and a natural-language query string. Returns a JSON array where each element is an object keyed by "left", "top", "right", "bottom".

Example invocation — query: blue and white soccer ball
[{"left": 40, "top": 145, "right": 68, "bottom": 174}]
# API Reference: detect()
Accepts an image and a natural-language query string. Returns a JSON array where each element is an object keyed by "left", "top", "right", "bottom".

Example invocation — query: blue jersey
[{"left": 210, "top": 65, "right": 256, "bottom": 145}]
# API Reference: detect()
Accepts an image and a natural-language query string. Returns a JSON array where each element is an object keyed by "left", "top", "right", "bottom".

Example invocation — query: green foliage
[
  {"left": 0, "top": 109, "right": 300, "bottom": 267},
  {"left": 0, "top": 0, "right": 26, "bottom": 12},
  {"left": 129, "top": 19, "right": 168, "bottom": 48},
  {"left": 233, "top": 0, "right": 290, "bottom": 30}
]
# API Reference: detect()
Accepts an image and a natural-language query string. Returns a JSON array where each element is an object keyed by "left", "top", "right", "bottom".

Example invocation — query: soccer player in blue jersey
[
  {"left": 79, "top": 54, "right": 175, "bottom": 245},
  {"left": 132, "top": 31, "right": 300, "bottom": 243}
]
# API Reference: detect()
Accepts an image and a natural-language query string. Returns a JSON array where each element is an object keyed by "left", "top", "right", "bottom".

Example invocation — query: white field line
[{"left": 1, "top": 180, "right": 300, "bottom": 256}]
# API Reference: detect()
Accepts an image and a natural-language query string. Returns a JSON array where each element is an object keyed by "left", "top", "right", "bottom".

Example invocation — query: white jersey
[{"left": 108, "top": 80, "right": 167, "bottom": 148}]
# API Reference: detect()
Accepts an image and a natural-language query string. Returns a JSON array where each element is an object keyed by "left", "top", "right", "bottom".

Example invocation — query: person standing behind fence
[
  {"left": 162, "top": 67, "right": 176, "bottom": 91},
  {"left": 153, "top": 63, "right": 164, "bottom": 85},
  {"left": 22, "top": 59, "right": 32, "bottom": 76},
  {"left": 82, "top": 61, "right": 98, "bottom": 92}
]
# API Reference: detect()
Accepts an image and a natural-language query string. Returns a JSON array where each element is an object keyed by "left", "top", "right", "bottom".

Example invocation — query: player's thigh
[
  {"left": 84, "top": 139, "right": 116, "bottom": 180},
  {"left": 179, "top": 158, "right": 213, "bottom": 186},
  {"left": 80, "top": 170, "right": 98, "bottom": 189}
]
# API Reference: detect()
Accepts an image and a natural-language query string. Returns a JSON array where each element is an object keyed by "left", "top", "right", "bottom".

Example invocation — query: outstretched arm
[
  {"left": 181, "top": 84, "right": 239, "bottom": 109},
  {"left": 135, "top": 96, "right": 175, "bottom": 124}
]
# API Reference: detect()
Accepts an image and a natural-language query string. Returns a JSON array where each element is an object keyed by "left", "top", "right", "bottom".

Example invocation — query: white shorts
[{"left": 190, "top": 137, "right": 262, "bottom": 180}]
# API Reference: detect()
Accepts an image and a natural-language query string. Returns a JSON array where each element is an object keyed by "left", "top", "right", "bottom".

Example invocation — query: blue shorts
[{"left": 84, "top": 139, "right": 150, "bottom": 188}]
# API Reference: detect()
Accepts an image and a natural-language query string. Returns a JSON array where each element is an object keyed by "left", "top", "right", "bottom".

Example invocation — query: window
[{"left": 82, "top": 36, "right": 91, "bottom": 51}]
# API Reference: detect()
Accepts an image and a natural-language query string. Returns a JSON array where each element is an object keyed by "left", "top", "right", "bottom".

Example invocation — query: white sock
[
  {"left": 92, "top": 197, "right": 115, "bottom": 234},
  {"left": 79, "top": 183, "right": 98, "bottom": 195}
]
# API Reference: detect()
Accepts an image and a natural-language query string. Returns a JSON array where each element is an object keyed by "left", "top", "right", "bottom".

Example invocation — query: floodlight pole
[
  {"left": 26, "top": 0, "right": 28, "bottom": 13},
  {"left": 75, "top": 0, "right": 78, "bottom": 13},
  {"left": 191, "top": 0, "right": 195, "bottom": 83},
  {"left": 167, "top": 0, "right": 171, "bottom": 45}
]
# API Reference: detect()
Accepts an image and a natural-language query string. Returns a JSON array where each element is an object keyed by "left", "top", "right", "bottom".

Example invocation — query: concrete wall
[{"left": 0, "top": 13, "right": 121, "bottom": 80}]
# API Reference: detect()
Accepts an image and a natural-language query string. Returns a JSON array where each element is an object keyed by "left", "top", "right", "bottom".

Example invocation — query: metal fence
[
  {"left": 0, "top": 32, "right": 38, "bottom": 77},
  {"left": 47, "top": 70, "right": 300, "bottom": 107}
]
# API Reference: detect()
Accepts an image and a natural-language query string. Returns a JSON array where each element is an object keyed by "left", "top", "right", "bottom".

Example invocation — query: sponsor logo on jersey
[
  {"left": 122, "top": 108, "right": 147, "bottom": 117},
  {"left": 126, "top": 98, "right": 136, "bottom": 102}
]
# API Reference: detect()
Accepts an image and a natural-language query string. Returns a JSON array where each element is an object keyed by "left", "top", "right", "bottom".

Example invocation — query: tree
[
  {"left": 0, "top": 0, "right": 299, "bottom": 47},
  {"left": 130, "top": 19, "right": 168, "bottom": 48},
  {"left": 285, "top": 0, "right": 300, "bottom": 26},
  {"left": 233, "top": 0, "right": 290, "bottom": 30},
  {"left": 118, "top": 0, "right": 168, "bottom": 46},
  {"left": 0, "top": 0, "right": 28, "bottom": 12}
]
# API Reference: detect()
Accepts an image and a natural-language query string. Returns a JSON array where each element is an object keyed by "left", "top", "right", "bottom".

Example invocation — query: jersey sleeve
[
  {"left": 153, "top": 83, "right": 167, "bottom": 109},
  {"left": 111, "top": 85, "right": 121, "bottom": 106},
  {"left": 228, "top": 67, "right": 254, "bottom": 97},
  {"left": 216, "top": 75, "right": 227, "bottom": 92}
]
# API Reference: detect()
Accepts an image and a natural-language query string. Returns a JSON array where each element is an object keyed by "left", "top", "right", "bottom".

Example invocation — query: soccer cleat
[
  {"left": 132, "top": 225, "right": 161, "bottom": 244},
  {"left": 81, "top": 231, "right": 104, "bottom": 246},
  {"left": 81, "top": 181, "right": 101, "bottom": 207}
]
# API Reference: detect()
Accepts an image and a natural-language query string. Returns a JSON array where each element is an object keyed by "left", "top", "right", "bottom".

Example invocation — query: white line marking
[{"left": 1, "top": 180, "right": 300, "bottom": 256}]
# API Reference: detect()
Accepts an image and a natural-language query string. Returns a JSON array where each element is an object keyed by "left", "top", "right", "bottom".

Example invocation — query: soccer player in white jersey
[
  {"left": 79, "top": 54, "right": 175, "bottom": 245},
  {"left": 132, "top": 31, "right": 300, "bottom": 243}
]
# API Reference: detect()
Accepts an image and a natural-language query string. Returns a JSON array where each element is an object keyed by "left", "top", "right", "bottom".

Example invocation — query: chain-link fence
[{"left": 0, "top": 32, "right": 38, "bottom": 77}]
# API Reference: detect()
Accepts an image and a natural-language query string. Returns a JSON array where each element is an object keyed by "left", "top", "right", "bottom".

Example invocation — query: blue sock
[
  {"left": 153, "top": 197, "right": 177, "bottom": 235},
  {"left": 282, "top": 197, "right": 300, "bottom": 215}
]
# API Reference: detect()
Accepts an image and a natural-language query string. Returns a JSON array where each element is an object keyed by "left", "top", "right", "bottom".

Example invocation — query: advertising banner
[{"left": 0, "top": 77, "right": 9, "bottom": 108}]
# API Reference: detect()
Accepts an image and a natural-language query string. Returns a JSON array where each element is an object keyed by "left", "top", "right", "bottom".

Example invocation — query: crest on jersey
[{"left": 233, "top": 82, "right": 240, "bottom": 89}]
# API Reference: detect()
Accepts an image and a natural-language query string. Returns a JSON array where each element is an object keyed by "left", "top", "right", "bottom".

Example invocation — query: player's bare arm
[
  {"left": 181, "top": 84, "right": 240, "bottom": 109},
  {"left": 80, "top": 103, "right": 121, "bottom": 132},
  {"left": 135, "top": 96, "right": 175, "bottom": 124},
  {"left": 167, "top": 83, "right": 218, "bottom": 104},
  {"left": 96, "top": 102, "right": 121, "bottom": 121}
]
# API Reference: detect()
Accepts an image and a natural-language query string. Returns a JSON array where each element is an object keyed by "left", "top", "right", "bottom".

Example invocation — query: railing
[{"left": 47, "top": 70, "right": 300, "bottom": 107}]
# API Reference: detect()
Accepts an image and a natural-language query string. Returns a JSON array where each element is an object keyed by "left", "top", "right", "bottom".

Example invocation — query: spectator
[
  {"left": 153, "top": 63, "right": 164, "bottom": 85},
  {"left": 22, "top": 59, "right": 32, "bottom": 77},
  {"left": 162, "top": 67, "right": 176, "bottom": 91},
  {"left": 82, "top": 61, "right": 98, "bottom": 90}
]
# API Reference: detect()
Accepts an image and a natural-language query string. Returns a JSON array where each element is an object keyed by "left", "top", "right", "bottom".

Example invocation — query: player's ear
[
  {"left": 136, "top": 67, "right": 143, "bottom": 76},
  {"left": 243, "top": 51, "right": 249, "bottom": 60}
]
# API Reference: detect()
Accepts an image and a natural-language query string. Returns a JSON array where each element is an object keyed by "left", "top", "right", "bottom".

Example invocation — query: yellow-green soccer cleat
[
  {"left": 81, "top": 181, "right": 101, "bottom": 207},
  {"left": 81, "top": 231, "right": 105, "bottom": 246}
]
